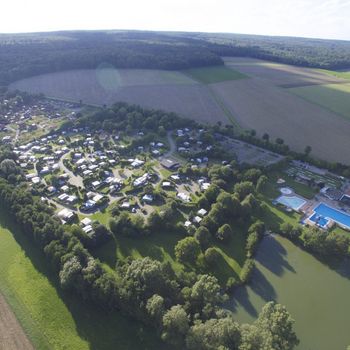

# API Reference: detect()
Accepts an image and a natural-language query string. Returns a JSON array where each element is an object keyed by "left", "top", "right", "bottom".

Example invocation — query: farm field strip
[
  {"left": 289, "top": 83, "right": 350, "bottom": 121},
  {"left": 10, "top": 58, "right": 350, "bottom": 164},
  {"left": 183, "top": 65, "right": 247, "bottom": 84},
  {"left": 210, "top": 78, "right": 350, "bottom": 164},
  {"left": 0, "top": 293, "right": 34, "bottom": 350}
]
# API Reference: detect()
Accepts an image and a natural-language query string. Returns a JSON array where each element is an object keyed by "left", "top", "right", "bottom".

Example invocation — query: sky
[{"left": 0, "top": 0, "right": 349, "bottom": 40}]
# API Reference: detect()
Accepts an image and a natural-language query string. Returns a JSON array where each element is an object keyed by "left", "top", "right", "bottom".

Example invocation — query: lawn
[
  {"left": 289, "top": 83, "right": 350, "bottom": 121},
  {"left": 0, "top": 211, "right": 169, "bottom": 350},
  {"left": 263, "top": 171, "right": 317, "bottom": 200},
  {"left": 183, "top": 66, "right": 247, "bottom": 84},
  {"left": 93, "top": 221, "right": 247, "bottom": 286}
]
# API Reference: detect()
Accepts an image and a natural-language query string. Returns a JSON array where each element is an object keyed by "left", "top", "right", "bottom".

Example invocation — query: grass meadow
[
  {"left": 183, "top": 66, "right": 247, "bottom": 84},
  {"left": 92, "top": 225, "right": 247, "bottom": 286},
  {"left": 0, "top": 210, "right": 168, "bottom": 350}
]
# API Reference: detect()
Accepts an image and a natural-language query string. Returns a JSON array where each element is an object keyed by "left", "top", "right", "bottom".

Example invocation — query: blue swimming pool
[
  {"left": 276, "top": 195, "right": 307, "bottom": 211},
  {"left": 309, "top": 213, "right": 330, "bottom": 228},
  {"left": 313, "top": 203, "right": 350, "bottom": 229}
]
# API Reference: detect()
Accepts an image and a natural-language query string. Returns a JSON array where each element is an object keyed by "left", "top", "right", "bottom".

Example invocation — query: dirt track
[{"left": 0, "top": 294, "right": 34, "bottom": 350}]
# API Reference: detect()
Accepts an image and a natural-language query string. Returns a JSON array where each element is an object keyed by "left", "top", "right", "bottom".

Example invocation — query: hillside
[{"left": 1, "top": 30, "right": 350, "bottom": 86}]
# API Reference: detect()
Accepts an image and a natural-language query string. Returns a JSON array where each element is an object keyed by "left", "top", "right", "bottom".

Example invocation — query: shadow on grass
[
  {"left": 0, "top": 211, "right": 171, "bottom": 350},
  {"left": 208, "top": 253, "right": 240, "bottom": 285}
]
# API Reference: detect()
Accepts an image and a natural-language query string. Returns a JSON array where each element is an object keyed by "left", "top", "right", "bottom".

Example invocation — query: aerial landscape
[{"left": 1, "top": 1, "right": 350, "bottom": 350}]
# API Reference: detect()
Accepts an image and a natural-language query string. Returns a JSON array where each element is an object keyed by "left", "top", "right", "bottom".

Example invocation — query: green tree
[
  {"left": 186, "top": 317, "right": 241, "bottom": 350},
  {"left": 255, "top": 301, "right": 299, "bottom": 350},
  {"left": 175, "top": 237, "right": 201, "bottom": 264},
  {"left": 161, "top": 305, "right": 189, "bottom": 346},
  {"left": 194, "top": 226, "right": 211, "bottom": 249},
  {"left": 146, "top": 294, "right": 165, "bottom": 324},
  {"left": 216, "top": 224, "right": 232, "bottom": 242},
  {"left": 204, "top": 247, "right": 220, "bottom": 266}
]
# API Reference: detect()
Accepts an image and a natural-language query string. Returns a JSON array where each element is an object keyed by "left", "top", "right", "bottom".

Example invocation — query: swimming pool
[
  {"left": 276, "top": 195, "right": 307, "bottom": 211},
  {"left": 313, "top": 203, "right": 350, "bottom": 229},
  {"left": 309, "top": 213, "right": 330, "bottom": 228}
]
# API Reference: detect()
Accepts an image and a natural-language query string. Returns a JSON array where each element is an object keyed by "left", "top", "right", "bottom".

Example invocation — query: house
[
  {"left": 61, "top": 185, "right": 69, "bottom": 192},
  {"left": 83, "top": 200, "right": 96, "bottom": 210},
  {"left": 161, "top": 159, "right": 180, "bottom": 170},
  {"left": 177, "top": 192, "right": 190, "bottom": 202},
  {"left": 131, "top": 159, "right": 145, "bottom": 168},
  {"left": 81, "top": 217, "right": 92, "bottom": 227},
  {"left": 142, "top": 194, "right": 153, "bottom": 203},
  {"left": 92, "top": 194, "right": 104, "bottom": 203},
  {"left": 82, "top": 225, "right": 94, "bottom": 234},
  {"left": 193, "top": 216, "right": 202, "bottom": 224},
  {"left": 91, "top": 180, "right": 102, "bottom": 190},
  {"left": 47, "top": 186, "right": 57, "bottom": 194},
  {"left": 197, "top": 208, "right": 207, "bottom": 217},
  {"left": 32, "top": 176, "right": 41, "bottom": 184},
  {"left": 58, "top": 193, "right": 69, "bottom": 202},
  {"left": 133, "top": 173, "right": 149, "bottom": 187},
  {"left": 162, "top": 181, "right": 172, "bottom": 189},
  {"left": 66, "top": 195, "right": 78, "bottom": 204},
  {"left": 57, "top": 208, "right": 75, "bottom": 223},
  {"left": 120, "top": 201, "right": 131, "bottom": 210},
  {"left": 184, "top": 221, "right": 192, "bottom": 228}
]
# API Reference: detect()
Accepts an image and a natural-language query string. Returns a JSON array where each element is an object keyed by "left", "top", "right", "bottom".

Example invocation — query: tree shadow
[
  {"left": 229, "top": 285, "right": 258, "bottom": 318},
  {"left": 249, "top": 268, "right": 277, "bottom": 302},
  {"left": 255, "top": 236, "right": 296, "bottom": 276},
  {"left": 0, "top": 213, "right": 170, "bottom": 350}
]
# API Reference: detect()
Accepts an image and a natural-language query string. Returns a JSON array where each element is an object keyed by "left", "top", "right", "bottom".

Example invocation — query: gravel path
[{"left": 0, "top": 294, "right": 34, "bottom": 350}]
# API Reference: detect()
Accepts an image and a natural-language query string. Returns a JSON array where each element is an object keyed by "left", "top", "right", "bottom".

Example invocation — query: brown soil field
[
  {"left": 10, "top": 70, "right": 228, "bottom": 125},
  {"left": 0, "top": 294, "right": 34, "bottom": 350},
  {"left": 211, "top": 78, "right": 350, "bottom": 164},
  {"left": 223, "top": 57, "right": 347, "bottom": 87},
  {"left": 10, "top": 61, "right": 350, "bottom": 164}
]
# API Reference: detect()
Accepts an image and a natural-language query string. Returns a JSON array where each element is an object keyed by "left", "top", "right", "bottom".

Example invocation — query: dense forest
[{"left": 1, "top": 30, "right": 350, "bottom": 85}]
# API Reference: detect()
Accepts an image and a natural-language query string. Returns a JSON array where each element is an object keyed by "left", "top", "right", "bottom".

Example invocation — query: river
[{"left": 228, "top": 235, "right": 350, "bottom": 350}]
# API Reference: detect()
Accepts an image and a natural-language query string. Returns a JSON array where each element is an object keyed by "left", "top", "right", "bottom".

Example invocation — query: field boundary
[{"left": 287, "top": 87, "right": 350, "bottom": 123}]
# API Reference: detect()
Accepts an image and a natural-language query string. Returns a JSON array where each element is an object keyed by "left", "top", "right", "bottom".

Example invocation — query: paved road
[
  {"left": 58, "top": 153, "right": 84, "bottom": 187},
  {"left": 163, "top": 131, "right": 176, "bottom": 159}
]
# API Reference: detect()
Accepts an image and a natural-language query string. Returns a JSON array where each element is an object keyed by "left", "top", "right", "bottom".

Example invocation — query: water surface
[{"left": 229, "top": 235, "right": 350, "bottom": 350}]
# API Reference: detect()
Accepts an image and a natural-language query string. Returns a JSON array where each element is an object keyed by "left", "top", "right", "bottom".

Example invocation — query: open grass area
[
  {"left": 263, "top": 171, "right": 317, "bottom": 200},
  {"left": 289, "top": 83, "right": 350, "bottom": 121},
  {"left": 183, "top": 66, "right": 247, "bottom": 84},
  {"left": 0, "top": 211, "right": 169, "bottom": 350},
  {"left": 93, "top": 224, "right": 247, "bottom": 285}
]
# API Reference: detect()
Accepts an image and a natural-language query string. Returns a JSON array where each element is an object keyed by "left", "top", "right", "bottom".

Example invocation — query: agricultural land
[{"left": 10, "top": 57, "right": 350, "bottom": 164}]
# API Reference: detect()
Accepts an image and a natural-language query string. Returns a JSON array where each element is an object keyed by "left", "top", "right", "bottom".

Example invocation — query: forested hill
[
  {"left": 0, "top": 31, "right": 223, "bottom": 85},
  {"left": 1, "top": 30, "right": 350, "bottom": 85},
  {"left": 194, "top": 32, "right": 350, "bottom": 69}
]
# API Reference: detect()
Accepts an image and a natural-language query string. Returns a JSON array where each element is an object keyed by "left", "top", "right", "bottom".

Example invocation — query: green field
[
  {"left": 0, "top": 211, "right": 168, "bottom": 350},
  {"left": 289, "top": 83, "right": 350, "bottom": 121},
  {"left": 93, "top": 227, "right": 246, "bottom": 285},
  {"left": 318, "top": 69, "right": 350, "bottom": 80},
  {"left": 183, "top": 66, "right": 247, "bottom": 84}
]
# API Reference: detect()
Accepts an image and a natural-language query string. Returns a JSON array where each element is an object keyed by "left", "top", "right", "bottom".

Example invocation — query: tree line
[{"left": 1, "top": 30, "right": 350, "bottom": 86}]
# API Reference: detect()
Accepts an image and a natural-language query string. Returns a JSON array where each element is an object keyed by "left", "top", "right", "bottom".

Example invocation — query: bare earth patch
[
  {"left": 223, "top": 57, "right": 347, "bottom": 87},
  {"left": 0, "top": 294, "right": 34, "bottom": 350},
  {"left": 10, "top": 70, "right": 228, "bottom": 125}
]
